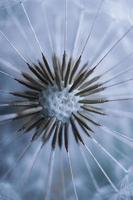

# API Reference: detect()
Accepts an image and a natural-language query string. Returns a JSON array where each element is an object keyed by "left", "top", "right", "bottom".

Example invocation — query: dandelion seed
[{"left": 0, "top": 0, "right": 133, "bottom": 199}]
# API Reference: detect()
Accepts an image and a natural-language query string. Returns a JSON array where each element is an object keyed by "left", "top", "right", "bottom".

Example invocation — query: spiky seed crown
[{"left": 7, "top": 51, "right": 107, "bottom": 151}]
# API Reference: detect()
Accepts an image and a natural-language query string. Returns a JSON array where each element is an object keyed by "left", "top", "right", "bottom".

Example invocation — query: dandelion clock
[{"left": 0, "top": 0, "right": 133, "bottom": 199}]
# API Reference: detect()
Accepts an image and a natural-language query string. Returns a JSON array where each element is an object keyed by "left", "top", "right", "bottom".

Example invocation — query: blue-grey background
[{"left": 0, "top": 0, "right": 133, "bottom": 199}]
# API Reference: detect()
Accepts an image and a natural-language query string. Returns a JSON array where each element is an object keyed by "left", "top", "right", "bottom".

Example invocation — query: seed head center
[{"left": 39, "top": 86, "right": 81, "bottom": 123}]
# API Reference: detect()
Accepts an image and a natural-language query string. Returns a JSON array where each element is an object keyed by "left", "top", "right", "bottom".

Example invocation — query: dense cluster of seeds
[
  {"left": 7, "top": 52, "right": 107, "bottom": 151},
  {"left": 1, "top": 1, "right": 133, "bottom": 199}
]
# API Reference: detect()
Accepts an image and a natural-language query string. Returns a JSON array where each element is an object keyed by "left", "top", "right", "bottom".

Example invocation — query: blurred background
[{"left": 0, "top": 0, "right": 133, "bottom": 199}]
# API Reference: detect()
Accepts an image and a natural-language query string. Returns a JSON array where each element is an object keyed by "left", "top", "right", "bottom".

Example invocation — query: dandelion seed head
[
  {"left": 40, "top": 85, "right": 81, "bottom": 123},
  {"left": 0, "top": 0, "right": 133, "bottom": 199}
]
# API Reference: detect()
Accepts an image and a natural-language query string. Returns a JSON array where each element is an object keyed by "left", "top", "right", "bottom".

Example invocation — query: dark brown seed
[
  {"left": 69, "top": 70, "right": 87, "bottom": 92},
  {"left": 52, "top": 121, "right": 61, "bottom": 149},
  {"left": 70, "top": 117, "right": 84, "bottom": 144},
  {"left": 61, "top": 51, "right": 67, "bottom": 80},
  {"left": 24, "top": 117, "right": 44, "bottom": 133},
  {"left": 38, "top": 61, "right": 54, "bottom": 85},
  {"left": 76, "top": 83, "right": 102, "bottom": 96},
  {"left": 78, "top": 75, "right": 101, "bottom": 90},
  {"left": 22, "top": 72, "right": 45, "bottom": 88},
  {"left": 79, "top": 98, "right": 109, "bottom": 104},
  {"left": 16, "top": 106, "right": 42, "bottom": 119},
  {"left": 15, "top": 78, "right": 42, "bottom": 92},
  {"left": 81, "top": 105, "right": 106, "bottom": 115},
  {"left": 58, "top": 123, "right": 63, "bottom": 148},
  {"left": 73, "top": 113, "right": 93, "bottom": 134},
  {"left": 77, "top": 111, "right": 101, "bottom": 126},
  {"left": 9, "top": 100, "right": 39, "bottom": 107},
  {"left": 42, "top": 53, "right": 54, "bottom": 80},
  {"left": 69, "top": 56, "right": 81, "bottom": 84},
  {"left": 10, "top": 91, "right": 39, "bottom": 100},
  {"left": 31, "top": 118, "right": 51, "bottom": 141},
  {"left": 42, "top": 117, "right": 56, "bottom": 143},
  {"left": 80, "top": 87, "right": 106, "bottom": 97},
  {"left": 64, "top": 123, "right": 69, "bottom": 152},
  {"left": 64, "top": 57, "right": 72, "bottom": 87},
  {"left": 52, "top": 54, "right": 62, "bottom": 90}
]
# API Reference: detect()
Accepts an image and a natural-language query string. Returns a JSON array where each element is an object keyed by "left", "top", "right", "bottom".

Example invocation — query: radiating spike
[
  {"left": 69, "top": 56, "right": 81, "bottom": 84},
  {"left": 79, "top": 146, "right": 99, "bottom": 191},
  {"left": 79, "top": 63, "right": 88, "bottom": 73},
  {"left": 74, "top": 66, "right": 97, "bottom": 88},
  {"left": 38, "top": 61, "right": 54, "bottom": 85},
  {"left": 35, "top": 65, "right": 49, "bottom": 84},
  {"left": 81, "top": 105, "right": 106, "bottom": 115},
  {"left": 67, "top": 151, "right": 79, "bottom": 200},
  {"left": 0, "top": 103, "right": 10, "bottom": 107},
  {"left": 64, "top": 123, "right": 69, "bottom": 152},
  {"left": 73, "top": 113, "right": 93, "bottom": 136},
  {"left": 80, "top": 86, "right": 106, "bottom": 97},
  {"left": 70, "top": 117, "right": 84, "bottom": 144},
  {"left": 78, "top": 75, "right": 101, "bottom": 91},
  {"left": 74, "top": 113, "right": 94, "bottom": 133},
  {"left": 44, "top": 150, "right": 55, "bottom": 200},
  {"left": 1, "top": 100, "right": 39, "bottom": 107},
  {"left": 16, "top": 106, "right": 42, "bottom": 118},
  {"left": 28, "top": 64, "right": 48, "bottom": 85},
  {"left": 69, "top": 70, "right": 87, "bottom": 92},
  {"left": 15, "top": 78, "right": 42, "bottom": 91},
  {"left": 0, "top": 113, "right": 18, "bottom": 124},
  {"left": 0, "top": 107, "right": 41, "bottom": 124},
  {"left": 52, "top": 121, "right": 61, "bottom": 149},
  {"left": 76, "top": 83, "right": 102, "bottom": 96},
  {"left": 22, "top": 72, "right": 46, "bottom": 88},
  {"left": 21, "top": 90, "right": 39, "bottom": 97},
  {"left": 23, "top": 117, "right": 43, "bottom": 133},
  {"left": 17, "top": 115, "right": 40, "bottom": 132},
  {"left": 92, "top": 138, "right": 128, "bottom": 173},
  {"left": 84, "top": 144, "right": 118, "bottom": 192},
  {"left": 79, "top": 98, "right": 108, "bottom": 104},
  {"left": 58, "top": 123, "right": 63, "bottom": 149},
  {"left": 31, "top": 118, "right": 51, "bottom": 141},
  {"left": 52, "top": 54, "right": 62, "bottom": 90},
  {"left": 77, "top": 111, "right": 101, "bottom": 126},
  {"left": 42, "top": 117, "right": 57, "bottom": 144},
  {"left": 64, "top": 57, "right": 72, "bottom": 87},
  {"left": 42, "top": 53, "right": 54, "bottom": 80},
  {"left": 61, "top": 51, "right": 67, "bottom": 80},
  {"left": 11, "top": 91, "right": 39, "bottom": 100}
]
